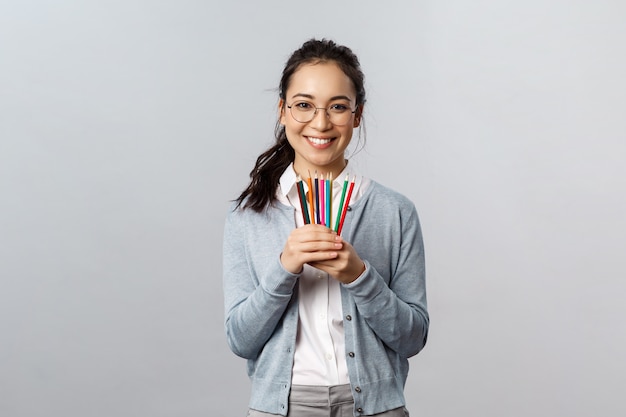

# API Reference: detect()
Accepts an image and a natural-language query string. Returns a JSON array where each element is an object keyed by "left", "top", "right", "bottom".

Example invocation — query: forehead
[{"left": 287, "top": 62, "right": 356, "bottom": 100}]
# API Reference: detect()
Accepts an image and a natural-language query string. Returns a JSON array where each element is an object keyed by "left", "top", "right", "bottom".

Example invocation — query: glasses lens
[
  {"left": 289, "top": 101, "right": 355, "bottom": 126},
  {"left": 328, "top": 104, "right": 352, "bottom": 126},
  {"left": 290, "top": 101, "right": 315, "bottom": 123}
]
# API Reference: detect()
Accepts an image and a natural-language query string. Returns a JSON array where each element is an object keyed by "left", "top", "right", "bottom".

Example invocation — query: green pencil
[{"left": 334, "top": 174, "right": 349, "bottom": 232}]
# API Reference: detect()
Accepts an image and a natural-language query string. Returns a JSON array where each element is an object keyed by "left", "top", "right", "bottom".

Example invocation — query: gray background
[{"left": 1, "top": 1, "right": 624, "bottom": 416}]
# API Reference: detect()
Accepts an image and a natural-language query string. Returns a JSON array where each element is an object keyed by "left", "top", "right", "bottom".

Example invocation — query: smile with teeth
[{"left": 306, "top": 136, "right": 334, "bottom": 145}]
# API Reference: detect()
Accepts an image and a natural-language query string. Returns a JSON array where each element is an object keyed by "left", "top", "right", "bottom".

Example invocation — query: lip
[{"left": 305, "top": 135, "right": 336, "bottom": 148}]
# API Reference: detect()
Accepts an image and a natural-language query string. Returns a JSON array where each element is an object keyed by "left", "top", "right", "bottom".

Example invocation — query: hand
[
  {"left": 310, "top": 237, "right": 366, "bottom": 284},
  {"left": 280, "top": 224, "right": 366, "bottom": 284},
  {"left": 280, "top": 224, "right": 343, "bottom": 275}
]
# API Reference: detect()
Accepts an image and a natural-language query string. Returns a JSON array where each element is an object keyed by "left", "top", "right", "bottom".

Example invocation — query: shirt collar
[
  {"left": 278, "top": 162, "right": 360, "bottom": 199},
  {"left": 278, "top": 164, "right": 299, "bottom": 203}
]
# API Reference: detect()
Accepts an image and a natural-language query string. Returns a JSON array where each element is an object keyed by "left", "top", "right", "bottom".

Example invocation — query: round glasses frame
[{"left": 287, "top": 101, "right": 358, "bottom": 126}]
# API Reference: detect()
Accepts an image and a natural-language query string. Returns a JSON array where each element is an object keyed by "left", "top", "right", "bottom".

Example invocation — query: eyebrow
[{"left": 291, "top": 93, "right": 353, "bottom": 102}]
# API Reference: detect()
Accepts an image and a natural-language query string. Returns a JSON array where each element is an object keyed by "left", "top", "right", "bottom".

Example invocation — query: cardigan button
[
  {"left": 347, "top": 206, "right": 352, "bottom": 211},
  {"left": 345, "top": 315, "right": 352, "bottom": 321},
  {"left": 348, "top": 352, "right": 355, "bottom": 358},
  {"left": 357, "top": 407, "right": 363, "bottom": 413},
  {"left": 355, "top": 386, "right": 361, "bottom": 393}
]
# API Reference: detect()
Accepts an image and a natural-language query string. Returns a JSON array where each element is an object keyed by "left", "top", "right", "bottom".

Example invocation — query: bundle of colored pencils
[{"left": 296, "top": 171, "right": 355, "bottom": 235}]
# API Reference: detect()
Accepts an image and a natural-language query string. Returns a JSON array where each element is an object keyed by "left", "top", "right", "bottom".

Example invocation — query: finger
[
  {"left": 306, "top": 251, "right": 340, "bottom": 266},
  {"left": 291, "top": 229, "right": 341, "bottom": 246},
  {"left": 294, "top": 240, "right": 343, "bottom": 254},
  {"left": 296, "top": 224, "right": 338, "bottom": 237}
]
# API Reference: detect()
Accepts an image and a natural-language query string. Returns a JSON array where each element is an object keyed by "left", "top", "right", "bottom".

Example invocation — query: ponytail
[{"left": 234, "top": 123, "right": 294, "bottom": 211}]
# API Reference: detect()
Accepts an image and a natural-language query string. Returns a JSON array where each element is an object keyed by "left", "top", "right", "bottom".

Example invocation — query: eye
[
  {"left": 293, "top": 101, "right": 314, "bottom": 110},
  {"left": 329, "top": 103, "right": 349, "bottom": 113}
]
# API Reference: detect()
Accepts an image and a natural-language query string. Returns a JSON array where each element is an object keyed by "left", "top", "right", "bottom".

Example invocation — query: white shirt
[{"left": 277, "top": 163, "right": 370, "bottom": 386}]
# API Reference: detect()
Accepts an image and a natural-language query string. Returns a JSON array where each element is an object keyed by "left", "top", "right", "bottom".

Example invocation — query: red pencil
[{"left": 336, "top": 175, "right": 355, "bottom": 236}]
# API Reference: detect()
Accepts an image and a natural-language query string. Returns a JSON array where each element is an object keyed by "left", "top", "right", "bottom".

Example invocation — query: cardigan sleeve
[
  {"left": 222, "top": 206, "right": 298, "bottom": 359},
  {"left": 343, "top": 202, "right": 429, "bottom": 358}
]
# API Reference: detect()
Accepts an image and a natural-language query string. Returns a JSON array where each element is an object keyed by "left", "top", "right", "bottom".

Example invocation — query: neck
[{"left": 294, "top": 160, "right": 347, "bottom": 181}]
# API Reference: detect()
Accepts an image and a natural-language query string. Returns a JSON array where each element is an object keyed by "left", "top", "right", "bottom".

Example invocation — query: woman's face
[{"left": 279, "top": 61, "right": 361, "bottom": 178}]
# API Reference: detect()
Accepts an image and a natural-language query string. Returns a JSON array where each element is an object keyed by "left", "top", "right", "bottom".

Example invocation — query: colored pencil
[
  {"left": 314, "top": 171, "right": 320, "bottom": 224},
  {"left": 326, "top": 172, "right": 332, "bottom": 228},
  {"left": 336, "top": 175, "right": 356, "bottom": 236},
  {"left": 306, "top": 170, "right": 314, "bottom": 225},
  {"left": 296, "top": 175, "right": 310, "bottom": 224},
  {"left": 319, "top": 174, "right": 325, "bottom": 226},
  {"left": 334, "top": 174, "right": 349, "bottom": 232}
]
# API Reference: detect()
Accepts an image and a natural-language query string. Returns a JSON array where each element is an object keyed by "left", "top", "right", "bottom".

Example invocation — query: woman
[{"left": 223, "top": 38, "right": 428, "bottom": 417}]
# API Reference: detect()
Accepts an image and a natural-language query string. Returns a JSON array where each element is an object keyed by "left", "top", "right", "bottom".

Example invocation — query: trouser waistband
[{"left": 289, "top": 384, "right": 353, "bottom": 406}]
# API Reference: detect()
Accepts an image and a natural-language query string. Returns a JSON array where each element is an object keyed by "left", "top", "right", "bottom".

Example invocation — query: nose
[{"left": 309, "top": 108, "right": 333, "bottom": 130}]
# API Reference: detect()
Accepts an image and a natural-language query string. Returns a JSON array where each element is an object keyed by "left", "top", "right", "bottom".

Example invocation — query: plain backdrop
[{"left": 1, "top": 1, "right": 625, "bottom": 416}]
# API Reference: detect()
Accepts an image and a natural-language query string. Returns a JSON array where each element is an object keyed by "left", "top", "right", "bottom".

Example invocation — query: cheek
[
  {"left": 340, "top": 126, "right": 355, "bottom": 140},
  {"left": 284, "top": 119, "right": 304, "bottom": 136},
  {"left": 282, "top": 123, "right": 299, "bottom": 143}
]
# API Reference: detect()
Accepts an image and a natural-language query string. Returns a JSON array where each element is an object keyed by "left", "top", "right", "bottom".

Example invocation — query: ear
[
  {"left": 278, "top": 99, "right": 286, "bottom": 125},
  {"left": 353, "top": 105, "right": 363, "bottom": 128}
]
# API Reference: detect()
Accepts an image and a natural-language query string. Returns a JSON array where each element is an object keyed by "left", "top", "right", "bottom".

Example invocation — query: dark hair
[{"left": 234, "top": 38, "right": 367, "bottom": 212}]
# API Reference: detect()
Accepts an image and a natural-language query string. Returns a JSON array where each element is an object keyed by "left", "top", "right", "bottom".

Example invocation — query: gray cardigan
[{"left": 222, "top": 180, "right": 429, "bottom": 416}]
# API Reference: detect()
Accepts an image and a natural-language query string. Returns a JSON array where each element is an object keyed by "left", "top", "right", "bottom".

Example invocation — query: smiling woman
[
  {"left": 222, "top": 38, "right": 429, "bottom": 417},
  {"left": 279, "top": 62, "right": 360, "bottom": 182}
]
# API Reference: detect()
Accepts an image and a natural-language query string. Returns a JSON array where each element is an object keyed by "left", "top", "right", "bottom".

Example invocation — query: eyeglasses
[{"left": 287, "top": 101, "right": 358, "bottom": 126}]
